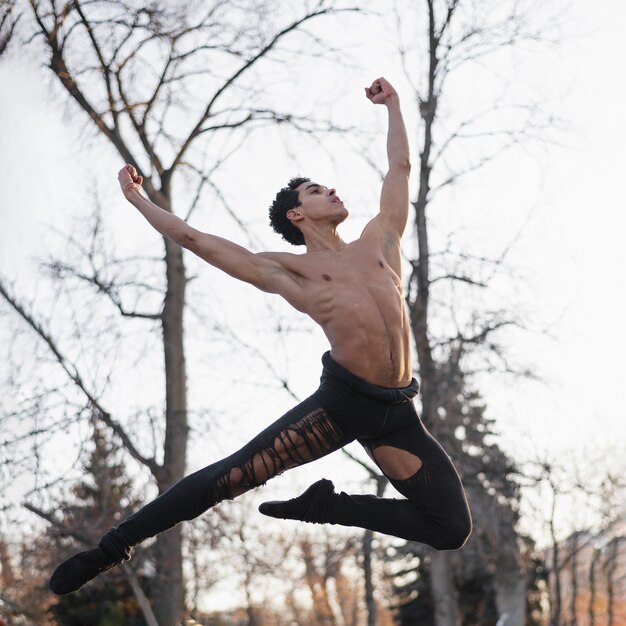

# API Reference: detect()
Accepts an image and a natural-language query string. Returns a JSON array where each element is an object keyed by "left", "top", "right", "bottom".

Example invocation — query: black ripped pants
[{"left": 100, "top": 352, "right": 472, "bottom": 561}]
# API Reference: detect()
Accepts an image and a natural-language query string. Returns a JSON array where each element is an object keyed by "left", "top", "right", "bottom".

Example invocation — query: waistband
[{"left": 321, "top": 351, "right": 419, "bottom": 404}]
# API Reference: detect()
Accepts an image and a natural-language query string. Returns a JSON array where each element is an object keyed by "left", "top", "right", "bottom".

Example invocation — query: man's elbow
[
  {"left": 391, "top": 157, "right": 411, "bottom": 173},
  {"left": 176, "top": 228, "right": 198, "bottom": 250}
]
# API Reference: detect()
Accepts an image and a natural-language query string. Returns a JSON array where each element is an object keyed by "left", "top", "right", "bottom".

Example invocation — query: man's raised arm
[
  {"left": 365, "top": 77, "right": 411, "bottom": 236},
  {"left": 118, "top": 165, "right": 296, "bottom": 294}
]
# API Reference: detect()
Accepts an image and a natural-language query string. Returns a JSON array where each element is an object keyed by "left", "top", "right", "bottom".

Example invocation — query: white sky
[{"left": 1, "top": 0, "right": 625, "bottom": 584}]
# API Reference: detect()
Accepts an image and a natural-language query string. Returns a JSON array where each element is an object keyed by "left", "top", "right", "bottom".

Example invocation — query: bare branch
[
  {"left": 28, "top": 1, "right": 146, "bottom": 188},
  {"left": 341, "top": 448, "right": 386, "bottom": 485},
  {"left": 213, "top": 322, "right": 301, "bottom": 403},
  {"left": 168, "top": 5, "right": 360, "bottom": 174},
  {"left": 42, "top": 260, "right": 162, "bottom": 320},
  {"left": 437, "top": 0, "right": 460, "bottom": 41},
  {"left": 0, "top": 278, "right": 160, "bottom": 474},
  {"left": 181, "top": 133, "right": 251, "bottom": 222},
  {"left": 0, "top": 0, "right": 20, "bottom": 57},
  {"left": 72, "top": 0, "right": 118, "bottom": 127},
  {"left": 23, "top": 502, "right": 92, "bottom": 544},
  {"left": 430, "top": 273, "right": 487, "bottom": 288},
  {"left": 184, "top": 161, "right": 266, "bottom": 250}
]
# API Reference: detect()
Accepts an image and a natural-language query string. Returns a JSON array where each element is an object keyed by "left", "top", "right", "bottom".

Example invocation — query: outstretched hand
[
  {"left": 365, "top": 77, "right": 398, "bottom": 105},
  {"left": 118, "top": 164, "right": 143, "bottom": 197}
]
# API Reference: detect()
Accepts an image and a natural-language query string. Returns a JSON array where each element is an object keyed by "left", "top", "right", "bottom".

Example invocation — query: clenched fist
[
  {"left": 118, "top": 164, "right": 143, "bottom": 197},
  {"left": 364, "top": 77, "right": 398, "bottom": 105}
]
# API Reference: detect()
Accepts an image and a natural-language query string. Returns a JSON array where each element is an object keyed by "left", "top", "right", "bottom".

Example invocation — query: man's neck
[{"left": 302, "top": 226, "right": 346, "bottom": 253}]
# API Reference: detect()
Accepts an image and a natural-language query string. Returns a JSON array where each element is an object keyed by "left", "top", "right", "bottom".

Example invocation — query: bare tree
[
  {"left": 0, "top": 1, "right": 360, "bottom": 623},
  {"left": 0, "top": 0, "right": 19, "bottom": 57},
  {"left": 368, "top": 1, "right": 562, "bottom": 624},
  {"left": 519, "top": 450, "right": 626, "bottom": 626}
]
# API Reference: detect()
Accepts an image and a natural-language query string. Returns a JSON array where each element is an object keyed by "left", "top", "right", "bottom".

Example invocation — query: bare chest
[{"left": 298, "top": 247, "right": 404, "bottom": 318}]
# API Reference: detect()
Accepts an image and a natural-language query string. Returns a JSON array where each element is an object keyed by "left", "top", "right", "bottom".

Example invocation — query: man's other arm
[
  {"left": 119, "top": 165, "right": 298, "bottom": 294},
  {"left": 380, "top": 95, "right": 411, "bottom": 236},
  {"left": 364, "top": 78, "right": 411, "bottom": 238}
]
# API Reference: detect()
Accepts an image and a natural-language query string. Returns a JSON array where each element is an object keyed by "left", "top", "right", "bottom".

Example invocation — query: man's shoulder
[{"left": 257, "top": 250, "right": 305, "bottom": 264}]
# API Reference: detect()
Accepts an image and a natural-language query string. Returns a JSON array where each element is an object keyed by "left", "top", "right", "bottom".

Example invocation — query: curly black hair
[{"left": 268, "top": 176, "right": 310, "bottom": 246}]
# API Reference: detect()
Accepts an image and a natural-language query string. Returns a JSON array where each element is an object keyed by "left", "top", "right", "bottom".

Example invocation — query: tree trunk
[
  {"left": 152, "top": 192, "right": 189, "bottom": 626},
  {"left": 0, "top": 537, "right": 14, "bottom": 588},
  {"left": 430, "top": 551, "right": 459, "bottom": 626},
  {"left": 588, "top": 547, "right": 601, "bottom": 626},
  {"left": 550, "top": 520, "right": 561, "bottom": 626},
  {"left": 363, "top": 478, "right": 386, "bottom": 626},
  {"left": 407, "top": 6, "right": 460, "bottom": 621},
  {"left": 363, "top": 528, "right": 376, "bottom": 626},
  {"left": 126, "top": 569, "right": 160, "bottom": 626},
  {"left": 570, "top": 534, "right": 578, "bottom": 626},
  {"left": 490, "top": 519, "right": 526, "bottom": 626},
  {"left": 606, "top": 538, "right": 618, "bottom": 626},
  {"left": 302, "top": 539, "right": 336, "bottom": 626},
  {"left": 493, "top": 554, "right": 526, "bottom": 626}
]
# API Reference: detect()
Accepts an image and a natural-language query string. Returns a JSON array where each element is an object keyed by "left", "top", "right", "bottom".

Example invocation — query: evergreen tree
[
  {"left": 47, "top": 421, "right": 151, "bottom": 626},
  {"left": 388, "top": 347, "right": 530, "bottom": 625}
]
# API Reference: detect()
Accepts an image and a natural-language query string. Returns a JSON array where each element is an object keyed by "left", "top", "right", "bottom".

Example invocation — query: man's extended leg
[{"left": 49, "top": 392, "right": 351, "bottom": 595}]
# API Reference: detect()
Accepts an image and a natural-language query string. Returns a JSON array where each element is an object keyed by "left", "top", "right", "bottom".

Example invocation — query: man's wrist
[
  {"left": 123, "top": 184, "right": 141, "bottom": 202},
  {"left": 385, "top": 94, "right": 400, "bottom": 108}
]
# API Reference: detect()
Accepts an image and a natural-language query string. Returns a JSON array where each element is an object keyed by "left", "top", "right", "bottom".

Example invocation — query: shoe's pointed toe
[
  {"left": 258, "top": 500, "right": 281, "bottom": 517},
  {"left": 49, "top": 548, "right": 115, "bottom": 595}
]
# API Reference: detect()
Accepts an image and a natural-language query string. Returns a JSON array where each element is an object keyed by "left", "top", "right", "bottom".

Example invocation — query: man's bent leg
[
  {"left": 261, "top": 404, "right": 472, "bottom": 550},
  {"left": 49, "top": 396, "right": 350, "bottom": 595}
]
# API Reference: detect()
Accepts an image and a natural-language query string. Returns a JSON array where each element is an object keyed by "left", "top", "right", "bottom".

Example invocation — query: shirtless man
[{"left": 50, "top": 77, "right": 471, "bottom": 596}]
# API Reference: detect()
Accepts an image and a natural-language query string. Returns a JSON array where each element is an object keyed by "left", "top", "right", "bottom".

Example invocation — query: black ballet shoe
[
  {"left": 49, "top": 547, "right": 118, "bottom": 595},
  {"left": 259, "top": 478, "right": 336, "bottom": 523}
]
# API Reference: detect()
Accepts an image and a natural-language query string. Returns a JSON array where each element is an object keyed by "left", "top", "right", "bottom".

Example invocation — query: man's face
[{"left": 291, "top": 181, "right": 348, "bottom": 227}]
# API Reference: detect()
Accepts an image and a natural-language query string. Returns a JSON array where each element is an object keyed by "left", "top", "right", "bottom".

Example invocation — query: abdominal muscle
[{"left": 307, "top": 270, "right": 413, "bottom": 388}]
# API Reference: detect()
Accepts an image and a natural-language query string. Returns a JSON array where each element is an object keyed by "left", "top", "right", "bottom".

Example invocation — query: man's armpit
[
  {"left": 382, "top": 229, "right": 401, "bottom": 253},
  {"left": 257, "top": 259, "right": 304, "bottom": 298}
]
